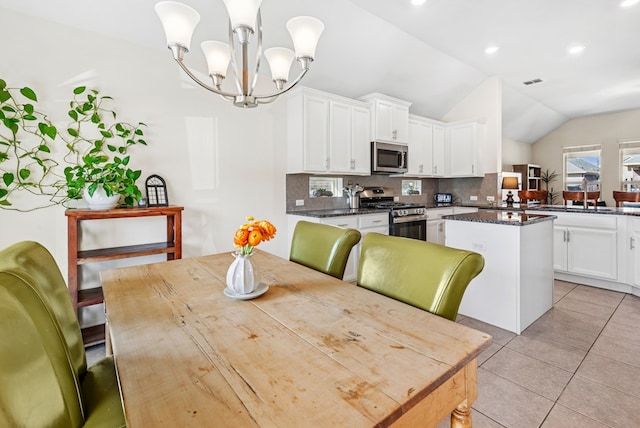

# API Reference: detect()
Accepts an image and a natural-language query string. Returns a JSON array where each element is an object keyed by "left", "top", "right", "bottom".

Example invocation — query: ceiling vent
[{"left": 523, "top": 78, "right": 544, "bottom": 86}]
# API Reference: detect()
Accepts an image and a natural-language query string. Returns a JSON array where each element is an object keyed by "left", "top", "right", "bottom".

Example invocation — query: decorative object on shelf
[
  {"left": 540, "top": 169, "right": 559, "bottom": 204},
  {"left": 145, "top": 174, "right": 169, "bottom": 207},
  {"left": 0, "top": 78, "right": 149, "bottom": 210},
  {"left": 154, "top": 0, "right": 324, "bottom": 108},
  {"left": 225, "top": 216, "right": 276, "bottom": 297},
  {"left": 502, "top": 176, "right": 519, "bottom": 207},
  {"left": 83, "top": 184, "right": 121, "bottom": 210}
]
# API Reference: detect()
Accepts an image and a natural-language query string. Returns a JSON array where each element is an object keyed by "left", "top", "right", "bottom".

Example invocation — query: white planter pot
[{"left": 83, "top": 184, "right": 120, "bottom": 210}]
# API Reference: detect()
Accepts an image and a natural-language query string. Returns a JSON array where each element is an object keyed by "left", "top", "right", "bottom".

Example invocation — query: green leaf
[
  {"left": 118, "top": 147, "right": 125, "bottom": 154},
  {"left": 24, "top": 104, "right": 34, "bottom": 115},
  {"left": 0, "top": 79, "right": 5, "bottom": 90},
  {"left": 38, "top": 144, "right": 51, "bottom": 153},
  {"left": 0, "top": 90, "right": 9, "bottom": 103},
  {"left": 122, "top": 155, "right": 130, "bottom": 165},
  {"left": 0, "top": 153, "right": 8, "bottom": 162},
  {"left": 3, "top": 173, "right": 14, "bottom": 186},
  {"left": 20, "top": 86, "right": 37, "bottom": 101},
  {"left": 67, "top": 128, "right": 78, "bottom": 137},
  {"left": 0, "top": 200, "right": 12, "bottom": 206},
  {"left": 0, "top": 188, "right": 8, "bottom": 198},
  {"left": 2, "top": 105, "right": 16, "bottom": 113},
  {"left": 68, "top": 110, "right": 78, "bottom": 121},
  {"left": 100, "top": 130, "right": 113, "bottom": 138},
  {"left": 44, "top": 125, "right": 57, "bottom": 139},
  {"left": 91, "top": 113, "right": 100, "bottom": 123},
  {"left": 19, "top": 168, "right": 30, "bottom": 180},
  {"left": 135, "top": 129, "right": 144, "bottom": 135},
  {"left": 73, "top": 86, "right": 86, "bottom": 95},
  {"left": 107, "top": 145, "right": 116, "bottom": 152}
]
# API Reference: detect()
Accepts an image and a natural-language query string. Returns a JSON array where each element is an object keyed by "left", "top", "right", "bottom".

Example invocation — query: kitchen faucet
[{"left": 582, "top": 176, "right": 588, "bottom": 208}]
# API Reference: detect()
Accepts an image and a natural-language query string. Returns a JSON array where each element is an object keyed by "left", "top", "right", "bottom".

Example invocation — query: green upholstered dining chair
[
  {"left": 289, "top": 221, "right": 362, "bottom": 279},
  {"left": 0, "top": 241, "right": 125, "bottom": 428},
  {"left": 357, "top": 233, "right": 484, "bottom": 321}
]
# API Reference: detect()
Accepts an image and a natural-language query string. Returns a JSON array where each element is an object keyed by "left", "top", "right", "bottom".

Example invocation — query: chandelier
[{"left": 155, "top": 0, "right": 324, "bottom": 108}]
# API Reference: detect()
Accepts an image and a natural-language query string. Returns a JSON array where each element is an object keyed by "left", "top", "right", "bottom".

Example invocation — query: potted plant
[
  {"left": 63, "top": 87, "right": 147, "bottom": 209},
  {"left": 540, "top": 169, "right": 559, "bottom": 205},
  {"left": 0, "top": 78, "right": 148, "bottom": 210}
]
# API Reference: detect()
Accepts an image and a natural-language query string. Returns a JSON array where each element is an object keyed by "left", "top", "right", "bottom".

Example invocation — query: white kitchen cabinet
[
  {"left": 287, "top": 87, "right": 370, "bottom": 175},
  {"left": 287, "top": 213, "right": 389, "bottom": 283},
  {"left": 359, "top": 93, "right": 411, "bottom": 144},
  {"left": 426, "top": 208, "right": 452, "bottom": 245},
  {"left": 432, "top": 124, "right": 445, "bottom": 177},
  {"left": 445, "top": 121, "right": 483, "bottom": 177},
  {"left": 551, "top": 213, "right": 618, "bottom": 280},
  {"left": 407, "top": 116, "right": 433, "bottom": 176},
  {"left": 627, "top": 217, "right": 640, "bottom": 287}
]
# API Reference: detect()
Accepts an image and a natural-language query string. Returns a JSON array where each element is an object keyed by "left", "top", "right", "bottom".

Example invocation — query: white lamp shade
[
  {"left": 286, "top": 16, "right": 324, "bottom": 59},
  {"left": 222, "top": 0, "right": 263, "bottom": 31},
  {"left": 201, "top": 41, "right": 231, "bottom": 77},
  {"left": 264, "top": 47, "right": 295, "bottom": 81},
  {"left": 155, "top": 1, "right": 200, "bottom": 50}
]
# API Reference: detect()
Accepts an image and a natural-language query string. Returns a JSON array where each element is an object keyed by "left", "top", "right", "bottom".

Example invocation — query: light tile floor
[
  {"left": 437, "top": 280, "right": 640, "bottom": 428},
  {"left": 87, "top": 280, "right": 640, "bottom": 427}
]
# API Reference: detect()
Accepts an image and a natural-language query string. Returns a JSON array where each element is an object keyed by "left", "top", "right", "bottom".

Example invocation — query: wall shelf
[{"left": 66, "top": 205, "right": 184, "bottom": 346}]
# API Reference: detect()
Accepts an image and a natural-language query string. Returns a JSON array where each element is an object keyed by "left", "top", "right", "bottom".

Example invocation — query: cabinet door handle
[
  {"left": 326, "top": 158, "right": 330, "bottom": 169},
  {"left": 566, "top": 230, "right": 570, "bottom": 243},
  {"left": 372, "top": 220, "right": 382, "bottom": 223},
  {"left": 438, "top": 223, "right": 443, "bottom": 232},
  {"left": 563, "top": 230, "right": 567, "bottom": 242},
  {"left": 392, "top": 129, "right": 397, "bottom": 140},
  {"left": 631, "top": 237, "right": 636, "bottom": 250},
  {"left": 434, "top": 165, "right": 437, "bottom": 174}
]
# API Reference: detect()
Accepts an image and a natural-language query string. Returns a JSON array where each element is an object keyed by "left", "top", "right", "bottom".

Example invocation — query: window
[
  {"left": 401, "top": 179, "right": 422, "bottom": 195},
  {"left": 619, "top": 141, "right": 640, "bottom": 191},
  {"left": 563, "top": 145, "right": 601, "bottom": 191},
  {"left": 309, "top": 176, "right": 343, "bottom": 198}
]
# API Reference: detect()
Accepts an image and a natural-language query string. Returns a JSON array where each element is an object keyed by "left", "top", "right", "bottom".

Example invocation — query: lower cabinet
[
  {"left": 628, "top": 217, "right": 640, "bottom": 287},
  {"left": 287, "top": 213, "right": 389, "bottom": 282},
  {"left": 553, "top": 214, "right": 618, "bottom": 280},
  {"left": 426, "top": 207, "right": 478, "bottom": 245}
]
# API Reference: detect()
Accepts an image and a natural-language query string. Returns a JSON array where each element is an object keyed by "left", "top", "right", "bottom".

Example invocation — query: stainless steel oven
[
  {"left": 360, "top": 187, "right": 427, "bottom": 241},
  {"left": 390, "top": 209, "right": 427, "bottom": 241}
]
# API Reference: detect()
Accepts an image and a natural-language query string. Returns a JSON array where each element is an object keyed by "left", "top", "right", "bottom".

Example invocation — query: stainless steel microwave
[{"left": 371, "top": 141, "right": 408, "bottom": 174}]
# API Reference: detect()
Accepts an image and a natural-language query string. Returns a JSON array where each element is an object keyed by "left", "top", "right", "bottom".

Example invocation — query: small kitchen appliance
[
  {"left": 371, "top": 141, "right": 408, "bottom": 174},
  {"left": 434, "top": 193, "right": 452, "bottom": 205}
]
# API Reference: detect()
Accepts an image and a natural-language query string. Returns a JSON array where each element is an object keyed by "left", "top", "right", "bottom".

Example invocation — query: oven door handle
[{"left": 392, "top": 215, "right": 428, "bottom": 224}]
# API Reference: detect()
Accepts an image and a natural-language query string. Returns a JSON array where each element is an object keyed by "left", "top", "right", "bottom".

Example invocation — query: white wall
[
  {"left": 0, "top": 9, "right": 289, "bottom": 281},
  {"left": 444, "top": 76, "right": 502, "bottom": 174},
  {"left": 502, "top": 138, "right": 533, "bottom": 171},
  {"left": 532, "top": 108, "right": 640, "bottom": 206}
]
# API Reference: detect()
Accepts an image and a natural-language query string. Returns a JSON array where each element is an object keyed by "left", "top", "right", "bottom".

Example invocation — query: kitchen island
[{"left": 444, "top": 210, "right": 556, "bottom": 334}]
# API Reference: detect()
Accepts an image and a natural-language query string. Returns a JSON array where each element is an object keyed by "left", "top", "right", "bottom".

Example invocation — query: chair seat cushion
[{"left": 81, "top": 356, "right": 126, "bottom": 428}]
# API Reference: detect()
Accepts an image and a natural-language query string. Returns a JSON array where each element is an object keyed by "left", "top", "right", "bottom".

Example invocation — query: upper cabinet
[
  {"left": 287, "top": 87, "right": 371, "bottom": 175},
  {"left": 359, "top": 93, "right": 411, "bottom": 144},
  {"left": 407, "top": 115, "right": 434, "bottom": 176},
  {"left": 446, "top": 121, "right": 484, "bottom": 177}
]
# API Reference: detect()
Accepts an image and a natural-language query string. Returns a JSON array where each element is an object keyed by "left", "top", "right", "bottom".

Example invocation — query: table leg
[{"left": 451, "top": 404, "right": 472, "bottom": 428}]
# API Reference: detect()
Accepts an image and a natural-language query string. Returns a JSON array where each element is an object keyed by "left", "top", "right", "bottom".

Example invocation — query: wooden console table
[{"left": 66, "top": 205, "right": 183, "bottom": 345}]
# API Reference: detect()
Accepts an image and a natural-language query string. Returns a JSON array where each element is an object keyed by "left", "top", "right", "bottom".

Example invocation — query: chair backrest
[
  {"left": 562, "top": 191, "right": 600, "bottom": 206},
  {"left": 0, "top": 241, "right": 87, "bottom": 377},
  {"left": 290, "top": 221, "right": 361, "bottom": 279},
  {"left": 613, "top": 190, "right": 640, "bottom": 207},
  {"left": 0, "top": 272, "right": 85, "bottom": 428},
  {"left": 357, "top": 233, "right": 484, "bottom": 321},
  {"left": 518, "top": 190, "right": 548, "bottom": 204}
]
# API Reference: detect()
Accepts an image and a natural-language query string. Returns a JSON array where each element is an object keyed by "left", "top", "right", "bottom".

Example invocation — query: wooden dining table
[{"left": 101, "top": 250, "right": 492, "bottom": 427}]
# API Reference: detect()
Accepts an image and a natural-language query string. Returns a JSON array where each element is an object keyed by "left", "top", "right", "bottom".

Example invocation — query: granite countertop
[
  {"left": 442, "top": 210, "right": 557, "bottom": 226},
  {"left": 286, "top": 207, "right": 386, "bottom": 218}
]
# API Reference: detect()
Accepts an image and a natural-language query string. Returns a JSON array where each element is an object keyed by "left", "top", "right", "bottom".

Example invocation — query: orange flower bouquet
[{"left": 233, "top": 216, "right": 277, "bottom": 256}]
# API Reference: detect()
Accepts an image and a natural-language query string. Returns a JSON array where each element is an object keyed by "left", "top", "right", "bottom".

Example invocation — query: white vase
[
  {"left": 226, "top": 252, "right": 260, "bottom": 295},
  {"left": 83, "top": 184, "right": 120, "bottom": 210}
]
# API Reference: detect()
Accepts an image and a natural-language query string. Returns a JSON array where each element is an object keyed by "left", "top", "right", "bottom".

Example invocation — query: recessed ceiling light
[
  {"left": 484, "top": 45, "right": 500, "bottom": 55},
  {"left": 411, "top": 0, "right": 427, "bottom": 5},
  {"left": 568, "top": 45, "right": 586, "bottom": 55},
  {"left": 620, "top": 0, "right": 640, "bottom": 8}
]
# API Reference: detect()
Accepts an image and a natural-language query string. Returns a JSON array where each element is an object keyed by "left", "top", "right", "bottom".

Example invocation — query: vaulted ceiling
[{"left": 2, "top": 0, "right": 639, "bottom": 143}]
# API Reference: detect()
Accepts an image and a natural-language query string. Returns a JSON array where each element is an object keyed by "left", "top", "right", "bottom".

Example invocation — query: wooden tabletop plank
[{"left": 102, "top": 250, "right": 492, "bottom": 427}]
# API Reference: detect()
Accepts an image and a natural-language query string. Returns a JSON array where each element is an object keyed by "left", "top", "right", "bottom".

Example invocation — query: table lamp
[{"left": 502, "top": 177, "right": 519, "bottom": 207}]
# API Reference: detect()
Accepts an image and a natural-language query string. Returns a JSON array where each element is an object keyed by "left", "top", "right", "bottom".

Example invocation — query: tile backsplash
[{"left": 285, "top": 173, "right": 499, "bottom": 211}]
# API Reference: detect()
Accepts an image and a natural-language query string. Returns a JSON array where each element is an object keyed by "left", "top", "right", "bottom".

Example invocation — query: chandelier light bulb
[
  {"left": 201, "top": 41, "right": 231, "bottom": 79},
  {"left": 222, "top": 0, "right": 263, "bottom": 31},
  {"left": 264, "top": 47, "right": 295, "bottom": 83},
  {"left": 155, "top": 1, "right": 200, "bottom": 51},
  {"left": 287, "top": 16, "right": 325, "bottom": 60}
]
